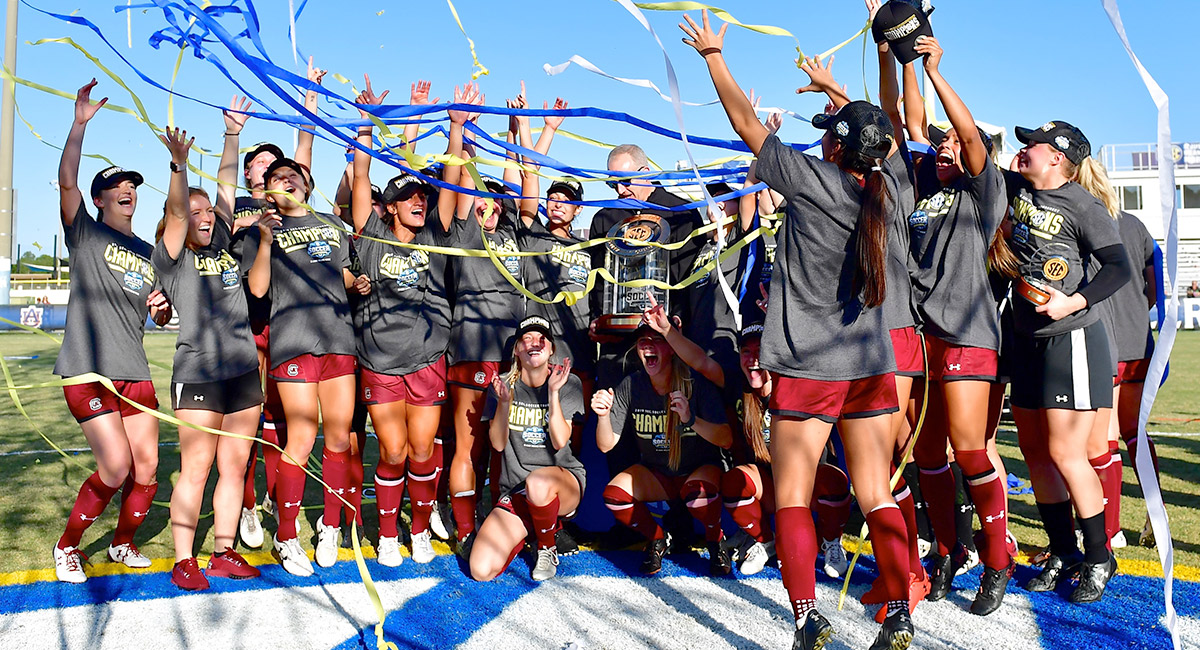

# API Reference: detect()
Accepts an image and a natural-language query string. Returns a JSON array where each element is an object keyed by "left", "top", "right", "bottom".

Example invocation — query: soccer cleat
[
  {"left": 376, "top": 536, "right": 403, "bottom": 568},
  {"left": 531, "top": 546, "right": 559, "bottom": 581},
  {"left": 740, "top": 540, "right": 775, "bottom": 576},
  {"left": 1110, "top": 530, "right": 1128, "bottom": 549},
  {"left": 1068, "top": 552, "right": 1118, "bottom": 603},
  {"left": 429, "top": 502, "right": 451, "bottom": 541},
  {"left": 411, "top": 529, "right": 436, "bottom": 564},
  {"left": 273, "top": 534, "right": 314, "bottom": 577},
  {"left": 314, "top": 516, "right": 341, "bottom": 568},
  {"left": 555, "top": 526, "right": 580, "bottom": 556},
  {"left": 1139, "top": 515, "right": 1155, "bottom": 547},
  {"left": 970, "top": 560, "right": 1015, "bottom": 616},
  {"left": 240, "top": 506, "right": 265, "bottom": 549},
  {"left": 206, "top": 549, "right": 261, "bottom": 579},
  {"left": 927, "top": 552, "right": 955, "bottom": 601},
  {"left": 869, "top": 608, "right": 914, "bottom": 650},
  {"left": 455, "top": 532, "right": 475, "bottom": 561},
  {"left": 170, "top": 557, "right": 210, "bottom": 591},
  {"left": 1005, "top": 528, "right": 1019, "bottom": 560},
  {"left": 262, "top": 494, "right": 276, "bottom": 519},
  {"left": 1025, "top": 552, "right": 1082, "bottom": 592},
  {"left": 640, "top": 533, "right": 671, "bottom": 575},
  {"left": 916, "top": 537, "right": 932, "bottom": 559},
  {"left": 821, "top": 537, "right": 848, "bottom": 578},
  {"left": 792, "top": 609, "right": 833, "bottom": 650},
  {"left": 108, "top": 542, "right": 152, "bottom": 569},
  {"left": 54, "top": 545, "right": 88, "bottom": 584},
  {"left": 872, "top": 572, "right": 931, "bottom": 623},
  {"left": 955, "top": 547, "right": 980, "bottom": 576},
  {"left": 708, "top": 540, "right": 733, "bottom": 577}
]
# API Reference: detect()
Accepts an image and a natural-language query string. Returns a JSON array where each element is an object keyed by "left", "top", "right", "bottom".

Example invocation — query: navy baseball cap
[
  {"left": 871, "top": 1, "right": 934, "bottom": 64},
  {"left": 90, "top": 166, "right": 144, "bottom": 199},
  {"left": 811, "top": 101, "right": 895, "bottom": 160},
  {"left": 547, "top": 177, "right": 584, "bottom": 201},
  {"left": 1015, "top": 121, "right": 1091, "bottom": 166},
  {"left": 516, "top": 315, "right": 554, "bottom": 340},
  {"left": 381, "top": 172, "right": 429, "bottom": 203},
  {"left": 243, "top": 142, "right": 284, "bottom": 170},
  {"left": 928, "top": 124, "right": 995, "bottom": 156}
]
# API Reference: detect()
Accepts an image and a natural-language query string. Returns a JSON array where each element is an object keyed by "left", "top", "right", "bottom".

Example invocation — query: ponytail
[
  {"left": 742, "top": 393, "right": 771, "bottom": 465},
  {"left": 1073, "top": 157, "right": 1120, "bottom": 219},
  {"left": 843, "top": 151, "right": 890, "bottom": 308},
  {"left": 665, "top": 356, "right": 693, "bottom": 472},
  {"left": 987, "top": 222, "right": 1020, "bottom": 280}
]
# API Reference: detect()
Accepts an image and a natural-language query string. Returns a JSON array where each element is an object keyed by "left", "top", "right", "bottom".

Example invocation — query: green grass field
[{"left": 0, "top": 330, "right": 1197, "bottom": 575}]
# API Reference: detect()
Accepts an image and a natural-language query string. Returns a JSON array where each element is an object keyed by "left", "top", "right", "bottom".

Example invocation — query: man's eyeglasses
[{"left": 606, "top": 166, "right": 650, "bottom": 191}]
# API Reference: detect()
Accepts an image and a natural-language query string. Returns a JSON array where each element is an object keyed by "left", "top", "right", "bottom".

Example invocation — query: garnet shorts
[
  {"left": 1115, "top": 358, "right": 1150, "bottom": 386},
  {"left": 890, "top": 327, "right": 924, "bottom": 378},
  {"left": 360, "top": 357, "right": 448, "bottom": 407},
  {"left": 924, "top": 335, "right": 999, "bottom": 382},
  {"left": 448, "top": 360, "right": 505, "bottom": 391},
  {"left": 64, "top": 380, "right": 158, "bottom": 423},
  {"left": 268, "top": 354, "right": 357, "bottom": 383},
  {"left": 172, "top": 369, "right": 264, "bottom": 414},
  {"left": 769, "top": 373, "right": 899, "bottom": 423}
]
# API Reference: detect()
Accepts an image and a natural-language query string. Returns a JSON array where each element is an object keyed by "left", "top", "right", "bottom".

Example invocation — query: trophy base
[
  {"left": 1016, "top": 277, "right": 1051, "bottom": 306},
  {"left": 594, "top": 314, "right": 644, "bottom": 336}
]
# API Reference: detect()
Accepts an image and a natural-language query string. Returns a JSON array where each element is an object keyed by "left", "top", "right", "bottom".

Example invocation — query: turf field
[{"left": 0, "top": 330, "right": 1197, "bottom": 649}]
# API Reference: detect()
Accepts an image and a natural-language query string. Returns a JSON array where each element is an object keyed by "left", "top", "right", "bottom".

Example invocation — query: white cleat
[
  {"left": 741, "top": 540, "right": 775, "bottom": 576},
  {"left": 1111, "top": 530, "right": 1128, "bottom": 549},
  {"left": 411, "top": 529, "right": 436, "bottom": 564},
  {"left": 273, "top": 534, "right": 314, "bottom": 577},
  {"left": 314, "top": 516, "right": 341, "bottom": 568},
  {"left": 917, "top": 537, "right": 933, "bottom": 559},
  {"left": 376, "top": 536, "right": 404, "bottom": 567},
  {"left": 107, "top": 543, "right": 152, "bottom": 569},
  {"left": 262, "top": 494, "right": 276, "bottom": 519},
  {"left": 54, "top": 545, "right": 88, "bottom": 584},
  {"left": 956, "top": 547, "right": 980, "bottom": 576},
  {"left": 429, "top": 503, "right": 451, "bottom": 541},
  {"left": 240, "top": 506, "right": 264, "bottom": 549},
  {"left": 821, "top": 537, "right": 848, "bottom": 578},
  {"left": 531, "top": 547, "right": 559, "bottom": 581}
]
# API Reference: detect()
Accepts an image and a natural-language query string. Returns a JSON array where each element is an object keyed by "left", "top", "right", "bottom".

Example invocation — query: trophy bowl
[
  {"left": 1016, "top": 242, "right": 1073, "bottom": 306},
  {"left": 594, "top": 213, "right": 672, "bottom": 335}
]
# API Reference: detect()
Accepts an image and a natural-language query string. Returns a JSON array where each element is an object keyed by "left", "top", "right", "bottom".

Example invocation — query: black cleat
[
  {"left": 971, "top": 559, "right": 1015, "bottom": 616},
  {"left": 927, "top": 552, "right": 955, "bottom": 601},
  {"left": 792, "top": 610, "right": 834, "bottom": 650},
  {"left": 1068, "top": 552, "right": 1117, "bottom": 603},
  {"left": 640, "top": 534, "right": 671, "bottom": 575},
  {"left": 555, "top": 526, "right": 580, "bottom": 556},
  {"left": 708, "top": 541, "right": 733, "bottom": 577},
  {"left": 1025, "top": 552, "right": 1082, "bottom": 592},
  {"left": 869, "top": 608, "right": 914, "bottom": 650}
]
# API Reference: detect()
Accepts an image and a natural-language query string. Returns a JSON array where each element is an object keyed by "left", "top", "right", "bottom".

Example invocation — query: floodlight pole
[{"left": 0, "top": 0, "right": 19, "bottom": 305}]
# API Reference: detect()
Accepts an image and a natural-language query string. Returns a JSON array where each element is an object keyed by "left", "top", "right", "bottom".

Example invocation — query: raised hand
[
  {"left": 306, "top": 56, "right": 327, "bottom": 85},
  {"left": 756, "top": 282, "right": 769, "bottom": 314},
  {"left": 914, "top": 35, "right": 943, "bottom": 73},
  {"left": 159, "top": 127, "right": 194, "bottom": 165},
  {"left": 223, "top": 95, "right": 253, "bottom": 135},
  {"left": 668, "top": 390, "right": 692, "bottom": 424},
  {"left": 866, "top": 0, "right": 883, "bottom": 23},
  {"left": 548, "top": 358, "right": 573, "bottom": 393},
  {"left": 764, "top": 109, "right": 783, "bottom": 134},
  {"left": 257, "top": 207, "right": 282, "bottom": 243},
  {"left": 679, "top": 9, "right": 728, "bottom": 58},
  {"left": 356, "top": 74, "right": 390, "bottom": 120},
  {"left": 591, "top": 388, "right": 614, "bottom": 417},
  {"left": 641, "top": 290, "right": 673, "bottom": 335},
  {"left": 449, "top": 82, "right": 481, "bottom": 125},
  {"left": 410, "top": 80, "right": 439, "bottom": 106},
  {"left": 74, "top": 79, "right": 108, "bottom": 125},
  {"left": 147, "top": 289, "right": 171, "bottom": 326},
  {"left": 507, "top": 81, "right": 529, "bottom": 134},
  {"left": 543, "top": 98, "right": 568, "bottom": 131},
  {"left": 491, "top": 374, "right": 512, "bottom": 404},
  {"left": 796, "top": 55, "right": 838, "bottom": 96}
]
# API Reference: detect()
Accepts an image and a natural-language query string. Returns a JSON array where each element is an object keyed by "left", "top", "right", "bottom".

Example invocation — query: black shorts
[
  {"left": 171, "top": 369, "right": 264, "bottom": 414},
  {"left": 1010, "top": 320, "right": 1113, "bottom": 411}
]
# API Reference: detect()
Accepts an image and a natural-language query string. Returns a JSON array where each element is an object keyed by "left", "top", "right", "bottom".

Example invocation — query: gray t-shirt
[
  {"left": 151, "top": 220, "right": 259, "bottom": 384},
  {"left": 482, "top": 374, "right": 587, "bottom": 494},
  {"left": 519, "top": 219, "right": 594, "bottom": 373},
  {"left": 908, "top": 159, "right": 1008, "bottom": 349},
  {"left": 1006, "top": 177, "right": 1124, "bottom": 338},
  {"left": 683, "top": 223, "right": 746, "bottom": 367},
  {"left": 608, "top": 370, "right": 727, "bottom": 477},
  {"left": 882, "top": 148, "right": 918, "bottom": 332},
  {"left": 752, "top": 134, "right": 898, "bottom": 380},
  {"left": 355, "top": 213, "right": 452, "bottom": 375},
  {"left": 446, "top": 216, "right": 524, "bottom": 364},
  {"left": 237, "top": 211, "right": 356, "bottom": 367},
  {"left": 232, "top": 196, "right": 271, "bottom": 330},
  {"left": 1109, "top": 212, "right": 1155, "bottom": 362},
  {"left": 54, "top": 203, "right": 157, "bottom": 381}
]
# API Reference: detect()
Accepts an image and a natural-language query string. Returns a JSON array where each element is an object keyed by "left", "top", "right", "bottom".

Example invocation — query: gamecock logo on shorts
[
  {"left": 287, "top": 364, "right": 299, "bottom": 377},
  {"left": 88, "top": 398, "right": 102, "bottom": 411},
  {"left": 474, "top": 371, "right": 486, "bottom": 385},
  {"left": 364, "top": 387, "right": 372, "bottom": 400}
]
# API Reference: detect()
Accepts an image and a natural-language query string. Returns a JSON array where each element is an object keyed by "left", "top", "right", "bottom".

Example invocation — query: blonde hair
[
  {"left": 664, "top": 355, "right": 693, "bottom": 472},
  {"left": 1068, "top": 157, "right": 1120, "bottom": 219},
  {"left": 987, "top": 221, "right": 1020, "bottom": 280},
  {"left": 156, "top": 187, "right": 212, "bottom": 244},
  {"left": 504, "top": 336, "right": 555, "bottom": 389},
  {"left": 742, "top": 393, "right": 771, "bottom": 465}
]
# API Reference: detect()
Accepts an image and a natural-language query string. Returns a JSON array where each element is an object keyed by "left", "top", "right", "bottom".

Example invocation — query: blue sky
[{"left": 2, "top": 0, "right": 1197, "bottom": 252}]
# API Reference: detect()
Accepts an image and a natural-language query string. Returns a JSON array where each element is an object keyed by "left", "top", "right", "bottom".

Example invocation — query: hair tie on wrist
[{"left": 700, "top": 47, "right": 722, "bottom": 56}]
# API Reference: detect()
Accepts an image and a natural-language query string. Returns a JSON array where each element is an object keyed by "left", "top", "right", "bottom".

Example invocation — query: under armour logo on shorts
[
  {"left": 438, "top": 391, "right": 446, "bottom": 398},
  {"left": 287, "top": 364, "right": 299, "bottom": 377},
  {"left": 88, "top": 398, "right": 102, "bottom": 411},
  {"left": 1056, "top": 395, "right": 1069, "bottom": 403},
  {"left": 948, "top": 364, "right": 962, "bottom": 371},
  {"left": 193, "top": 395, "right": 204, "bottom": 402}
]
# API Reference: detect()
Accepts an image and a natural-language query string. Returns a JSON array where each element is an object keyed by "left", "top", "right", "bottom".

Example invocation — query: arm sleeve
[{"left": 1078, "top": 243, "right": 1132, "bottom": 307}]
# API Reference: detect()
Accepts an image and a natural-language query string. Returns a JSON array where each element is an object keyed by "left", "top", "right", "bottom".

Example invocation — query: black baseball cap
[
  {"left": 263, "top": 157, "right": 311, "bottom": 200},
  {"left": 1014, "top": 121, "right": 1092, "bottom": 166},
  {"left": 243, "top": 142, "right": 285, "bottom": 170},
  {"left": 516, "top": 315, "right": 554, "bottom": 340},
  {"left": 90, "top": 166, "right": 144, "bottom": 199},
  {"left": 811, "top": 101, "right": 895, "bottom": 160},
  {"left": 705, "top": 181, "right": 735, "bottom": 200},
  {"left": 738, "top": 322, "right": 765, "bottom": 346},
  {"left": 481, "top": 178, "right": 516, "bottom": 218},
  {"left": 370, "top": 184, "right": 385, "bottom": 205},
  {"left": 928, "top": 124, "right": 994, "bottom": 156},
  {"left": 381, "top": 172, "right": 428, "bottom": 203},
  {"left": 547, "top": 177, "right": 583, "bottom": 201},
  {"left": 871, "top": 1, "right": 934, "bottom": 65}
]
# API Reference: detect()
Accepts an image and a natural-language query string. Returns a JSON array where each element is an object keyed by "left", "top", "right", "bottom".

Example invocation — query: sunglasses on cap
[{"left": 606, "top": 166, "right": 650, "bottom": 190}]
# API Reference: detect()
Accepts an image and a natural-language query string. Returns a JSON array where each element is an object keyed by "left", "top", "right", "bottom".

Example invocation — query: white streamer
[
  {"left": 1102, "top": 2, "right": 1179, "bottom": 648},
  {"left": 609, "top": 0, "right": 742, "bottom": 331},
  {"left": 287, "top": 0, "right": 298, "bottom": 65}
]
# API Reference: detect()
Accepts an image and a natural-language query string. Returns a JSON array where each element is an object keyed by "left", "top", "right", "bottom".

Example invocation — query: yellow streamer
[{"left": 445, "top": 0, "right": 489, "bottom": 79}]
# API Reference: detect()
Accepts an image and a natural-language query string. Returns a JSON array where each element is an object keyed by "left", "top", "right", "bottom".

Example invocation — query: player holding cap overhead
[
  {"left": 1006, "top": 120, "right": 1131, "bottom": 603},
  {"left": 470, "top": 317, "right": 587, "bottom": 582},
  {"left": 153, "top": 127, "right": 265, "bottom": 590},
  {"left": 885, "top": 29, "right": 1016, "bottom": 613},
  {"left": 349, "top": 78, "right": 475, "bottom": 566},
  {"left": 235, "top": 147, "right": 365, "bottom": 575},
  {"left": 51, "top": 80, "right": 172, "bottom": 584},
  {"left": 682, "top": 11, "right": 914, "bottom": 650}
]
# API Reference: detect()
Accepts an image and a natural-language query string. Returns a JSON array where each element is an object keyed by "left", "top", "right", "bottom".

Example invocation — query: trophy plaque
[
  {"left": 1016, "top": 242, "right": 1073, "bottom": 306},
  {"left": 595, "top": 214, "right": 672, "bottom": 334}
]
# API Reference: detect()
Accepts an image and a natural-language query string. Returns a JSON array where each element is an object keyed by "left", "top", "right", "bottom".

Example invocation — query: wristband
[
  {"left": 680, "top": 411, "right": 696, "bottom": 429},
  {"left": 699, "top": 47, "right": 722, "bottom": 57}
]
